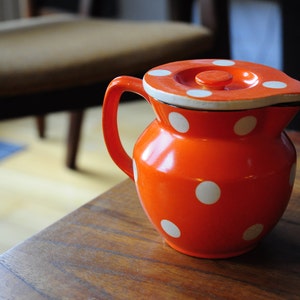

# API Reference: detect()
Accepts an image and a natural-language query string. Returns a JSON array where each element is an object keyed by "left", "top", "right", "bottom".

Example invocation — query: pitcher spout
[{"left": 263, "top": 105, "right": 300, "bottom": 137}]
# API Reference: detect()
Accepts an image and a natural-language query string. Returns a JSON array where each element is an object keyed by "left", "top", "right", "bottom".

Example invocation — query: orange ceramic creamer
[{"left": 102, "top": 59, "right": 300, "bottom": 258}]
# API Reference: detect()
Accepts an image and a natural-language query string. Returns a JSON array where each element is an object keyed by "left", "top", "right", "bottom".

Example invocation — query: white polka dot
[
  {"left": 234, "top": 116, "right": 257, "bottom": 136},
  {"left": 212, "top": 59, "right": 235, "bottom": 66},
  {"left": 289, "top": 162, "right": 296, "bottom": 186},
  {"left": 148, "top": 69, "right": 171, "bottom": 76},
  {"left": 262, "top": 81, "right": 287, "bottom": 89},
  {"left": 195, "top": 181, "right": 221, "bottom": 205},
  {"left": 243, "top": 224, "right": 264, "bottom": 241},
  {"left": 186, "top": 89, "right": 212, "bottom": 98},
  {"left": 133, "top": 159, "right": 138, "bottom": 181},
  {"left": 168, "top": 112, "right": 190, "bottom": 133},
  {"left": 161, "top": 220, "right": 181, "bottom": 238}
]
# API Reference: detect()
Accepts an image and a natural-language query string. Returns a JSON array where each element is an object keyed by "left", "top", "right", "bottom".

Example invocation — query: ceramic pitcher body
[{"left": 102, "top": 59, "right": 300, "bottom": 258}]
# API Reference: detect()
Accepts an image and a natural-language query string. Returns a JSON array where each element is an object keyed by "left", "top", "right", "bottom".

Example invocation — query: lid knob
[{"left": 195, "top": 70, "right": 233, "bottom": 90}]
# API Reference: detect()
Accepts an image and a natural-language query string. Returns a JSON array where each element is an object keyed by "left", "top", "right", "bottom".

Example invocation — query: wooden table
[{"left": 1, "top": 136, "right": 300, "bottom": 299}]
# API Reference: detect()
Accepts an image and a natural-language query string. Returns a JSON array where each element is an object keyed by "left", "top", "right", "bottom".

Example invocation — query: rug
[{"left": 0, "top": 141, "right": 26, "bottom": 161}]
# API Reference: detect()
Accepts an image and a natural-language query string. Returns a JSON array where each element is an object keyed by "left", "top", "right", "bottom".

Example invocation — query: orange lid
[{"left": 143, "top": 59, "right": 300, "bottom": 110}]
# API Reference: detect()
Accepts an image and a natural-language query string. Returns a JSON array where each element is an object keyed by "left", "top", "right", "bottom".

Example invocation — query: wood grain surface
[{"left": 0, "top": 135, "right": 300, "bottom": 299}]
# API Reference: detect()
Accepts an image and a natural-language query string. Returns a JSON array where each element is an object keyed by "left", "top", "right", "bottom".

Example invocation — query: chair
[{"left": 0, "top": 0, "right": 230, "bottom": 169}]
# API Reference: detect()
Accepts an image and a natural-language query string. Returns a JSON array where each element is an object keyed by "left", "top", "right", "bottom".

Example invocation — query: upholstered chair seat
[{"left": 0, "top": 11, "right": 215, "bottom": 168}]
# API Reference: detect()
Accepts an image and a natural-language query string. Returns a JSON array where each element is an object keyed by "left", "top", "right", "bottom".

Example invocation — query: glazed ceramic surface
[{"left": 102, "top": 59, "right": 300, "bottom": 258}]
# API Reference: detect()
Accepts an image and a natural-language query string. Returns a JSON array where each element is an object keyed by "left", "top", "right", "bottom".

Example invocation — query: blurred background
[{"left": 0, "top": 0, "right": 283, "bottom": 69}]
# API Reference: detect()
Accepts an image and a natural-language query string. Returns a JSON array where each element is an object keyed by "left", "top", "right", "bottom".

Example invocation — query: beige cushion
[{"left": 0, "top": 14, "right": 212, "bottom": 96}]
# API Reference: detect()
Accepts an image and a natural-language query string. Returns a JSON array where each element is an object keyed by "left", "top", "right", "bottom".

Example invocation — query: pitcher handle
[{"left": 102, "top": 76, "right": 150, "bottom": 179}]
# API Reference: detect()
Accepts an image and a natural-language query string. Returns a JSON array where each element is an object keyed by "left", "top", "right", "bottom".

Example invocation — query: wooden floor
[{"left": 0, "top": 100, "right": 154, "bottom": 253}]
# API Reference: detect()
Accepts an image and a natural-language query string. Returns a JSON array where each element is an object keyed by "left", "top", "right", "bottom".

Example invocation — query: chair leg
[
  {"left": 36, "top": 115, "right": 46, "bottom": 138},
  {"left": 66, "top": 110, "right": 84, "bottom": 169}
]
